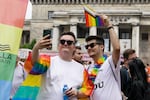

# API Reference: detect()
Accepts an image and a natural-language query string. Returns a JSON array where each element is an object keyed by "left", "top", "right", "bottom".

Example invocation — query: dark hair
[
  {"left": 75, "top": 46, "right": 81, "bottom": 50},
  {"left": 59, "top": 32, "right": 76, "bottom": 43},
  {"left": 85, "top": 35, "right": 104, "bottom": 45},
  {"left": 128, "top": 58, "right": 148, "bottom": 87},
  {"left": 73, "top": 46, "right": 81, "bottom": 55},
  {"left": 123, "top": 49, "right": 135, "bottom": 59}
]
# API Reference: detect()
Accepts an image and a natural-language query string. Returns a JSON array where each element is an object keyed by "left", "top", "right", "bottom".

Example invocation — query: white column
[
  {"left": 56, "top": 0, "right": 58, "bottom": 4},
  {"left": 89, "top": 0, "right": 92, "bottom": 3},
  {"left": 102, "top": 0, "right": 104, "bottom": 4},
  {"left": 36, "top": 0, "right": 38, "bottom": 4},
  {"left": 76, "top": 0, "right": 79, "bottom": 4},
  {"left": 51, "top": 0, "right": 54, "bottom": 4},
  {"left": 68, "top": 0, "right": 70, "bottom": 4},
  {"left": 110, "top": 0, "right": 112, "bottom": 3},
  {"left": 89, "top": 27, "right": 97, "bottom": 36},
  {"left": 70, "top": 24, "right": 77, "bottom": 38},
  {"left": 60, "top": 0, "right": 62, "bottom": 4},
  {"left": 64, "top": 0, "right": 66, "bottom": 4},
  {"left": 47, "top": 0, "right": 50, "bottom": 4},
  {"left": 52, "top": 25, "right": 59, "bottom": 51},
  {"left": 72, "top": 0, "right": 74, "bottom": 4},
  {"left": 132, "top": 24, "right": 140, "bottom": 56}
]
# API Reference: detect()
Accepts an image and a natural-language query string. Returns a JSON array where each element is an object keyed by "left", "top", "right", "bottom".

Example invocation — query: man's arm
[
  {"left": 32, "top": 35, "right": 51, "bottom": 65},
  {"left": 24, "top": 35, "right": 51, "bottom": 74},
  {"left": 103, "top": 15, "right": 120, "bottom": 67},
  {"left": 65, "top": 69, "right": 94, "bottom": 99}
]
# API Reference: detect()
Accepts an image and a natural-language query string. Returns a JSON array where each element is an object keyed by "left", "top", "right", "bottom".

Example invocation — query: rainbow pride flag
[
  {"left": 84, "top": 6, "right": 104, "bottom": 27},
  {"left": 0, "top": 0, "right": 28, "bottom": 100},
  {"left": 13, "top": 54, "right": 50, "bottom": 100}
]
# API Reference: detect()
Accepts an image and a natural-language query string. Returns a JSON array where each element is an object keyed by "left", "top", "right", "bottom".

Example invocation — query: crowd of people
[{"left": 10, "top": 14, "right": 150, "bottom": 100}]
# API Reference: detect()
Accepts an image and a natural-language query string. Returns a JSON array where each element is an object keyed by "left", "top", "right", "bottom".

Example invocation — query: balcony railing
[{"left": 30, "top": 0, "right": 150, "bottom": 5}]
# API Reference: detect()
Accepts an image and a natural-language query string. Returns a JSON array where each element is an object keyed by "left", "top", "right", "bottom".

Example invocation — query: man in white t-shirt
[
  {"left": 30, "top": 32, "right": 93, "bottom": 100},
  {"left": 85, "top": 14, "right": 122, "bottom": 100}
]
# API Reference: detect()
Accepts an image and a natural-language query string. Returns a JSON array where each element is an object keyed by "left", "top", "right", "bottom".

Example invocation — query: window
[
  {"left": 77, "top": 24, "right": 89, "bottom": 38},
  {"left": 119, "top": 28, "right": 132, "bottom": 39},
  {"left": 48, "top": 11, "right": 53, "bottom": 19},
  {"left": 21, "top": 31, "right": 30, "bottom": 45},
  {"left": 142, "top": 33, "right": 148, "bottom": 41},
  {"left": 97, "top": 27, "right": 109, "bottom": 39}
]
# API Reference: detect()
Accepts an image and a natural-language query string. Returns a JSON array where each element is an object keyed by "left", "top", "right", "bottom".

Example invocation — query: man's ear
[{"left": 100, "top": 45, "right": 104, "bottom": 50}]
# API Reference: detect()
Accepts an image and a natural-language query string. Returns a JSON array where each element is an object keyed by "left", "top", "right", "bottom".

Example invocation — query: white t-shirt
[
  {"left": 89, "top": 56, "right": 122, "bottom": 100},
  {"left": 37, "top": 56, "right": 85, "bottom": 100}
]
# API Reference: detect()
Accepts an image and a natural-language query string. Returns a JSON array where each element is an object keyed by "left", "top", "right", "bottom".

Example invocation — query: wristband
[{"left": 107, "top": 26, "right": 114, "bottom": 31}]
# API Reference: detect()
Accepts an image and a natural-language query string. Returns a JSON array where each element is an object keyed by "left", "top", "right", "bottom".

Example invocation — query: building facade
[{"left": 23, "top": 0, "right": 150, "bottom": 64}]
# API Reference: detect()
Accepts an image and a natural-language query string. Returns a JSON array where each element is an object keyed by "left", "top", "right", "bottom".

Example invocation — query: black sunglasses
[
  {"left": 85, "top": 43, "right": 100, "bottom": 49},
  {"left": 60, "top": 39, "right": 74, "bottom": 45}
]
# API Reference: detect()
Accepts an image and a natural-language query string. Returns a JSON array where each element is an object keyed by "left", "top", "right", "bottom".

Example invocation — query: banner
[{"left": 0, "top": 0, "right": 28, "bottom": 100}]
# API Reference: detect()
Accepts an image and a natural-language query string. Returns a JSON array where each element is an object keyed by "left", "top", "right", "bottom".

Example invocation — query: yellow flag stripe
[{"left": 0, "top": 24, "right": 22, "bottom": 55}]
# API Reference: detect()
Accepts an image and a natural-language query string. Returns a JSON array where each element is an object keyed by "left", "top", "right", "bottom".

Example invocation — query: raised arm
[
  {"left": 32, "top": 35, "right": 51, "bottom": 65},
  {"left": 102, "top": 15, "right": 120, "bottom": 66},
  {"left": 24, "top": 35, "right": 51, "bottom": 74}
]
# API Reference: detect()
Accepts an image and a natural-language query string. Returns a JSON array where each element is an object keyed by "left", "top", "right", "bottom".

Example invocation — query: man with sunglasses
[
  {"left": 25, "top": 32, "right": 93, "bottom": 100},
  {"left": 85, "top": 15, "right": 121, "bottom": 100}
]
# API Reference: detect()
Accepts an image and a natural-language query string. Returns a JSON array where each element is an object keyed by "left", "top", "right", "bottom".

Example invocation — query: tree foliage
[{"left": 20, "top": 39, "right": 36, "bottom": 49}]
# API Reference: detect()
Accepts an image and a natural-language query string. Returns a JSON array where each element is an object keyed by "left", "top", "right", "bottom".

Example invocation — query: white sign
[{"left": 18, "top": 49, "right": 32, "bottom": 59}]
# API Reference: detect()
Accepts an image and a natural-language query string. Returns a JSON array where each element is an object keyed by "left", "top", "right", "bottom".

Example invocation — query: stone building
[{"left": 23, "top": 0, "right": 150, "bottom": 64}]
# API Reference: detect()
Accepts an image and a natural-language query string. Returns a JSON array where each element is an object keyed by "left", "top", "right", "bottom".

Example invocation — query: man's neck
[
  {"left": 93, "top": 53, "right": 103, "bottom": 63},
  {"left": 59, "top": 55, "right": 72, "bottom": 62},
  {"left": 123, "top": 63, "right": 129, "bottom": 69}
]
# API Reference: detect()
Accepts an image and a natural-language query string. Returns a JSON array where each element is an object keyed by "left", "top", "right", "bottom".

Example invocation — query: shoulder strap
[
  {"left": 18, "top": 62, "right": 26, "bottom": 80},
  {"left": 108, "top": 60, "right": 118, "bottom": 82}
]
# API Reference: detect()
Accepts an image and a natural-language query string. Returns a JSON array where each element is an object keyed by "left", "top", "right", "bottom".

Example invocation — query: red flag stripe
[{"left": 0, "top": 0, "right": 28, "bottom": 28}]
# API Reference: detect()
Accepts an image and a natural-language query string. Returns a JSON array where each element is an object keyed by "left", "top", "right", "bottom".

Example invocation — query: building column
[
  {"left": 76, "top": 0, "right": 79, "bottom": 4},
  {"left": 52, "top": 25, "right": 59, "bottom": 51},
  {"left": 89, "top": 27, "right": 97, "bottom": 35},
  {"left": 70, "top": 24, "right": 77, "bottom": 38},
  {"left": 59, "top": 0, "right": 62, "bottom": 4},
  {"left": 132, "top": 23, "right": 140, "bottom": 56}
]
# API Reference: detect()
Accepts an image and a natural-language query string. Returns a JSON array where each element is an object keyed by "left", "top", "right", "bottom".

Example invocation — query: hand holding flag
[
  {"left": 84, "top": 5, "right": 113, "bottom": 28},
  {"left": 84, "top": 5, "right": 104, "bottom": 27}
]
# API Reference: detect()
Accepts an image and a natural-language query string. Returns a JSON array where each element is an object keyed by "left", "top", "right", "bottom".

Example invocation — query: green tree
[{"left": 20, "top": 39, "right": 36, "bottom": 49}]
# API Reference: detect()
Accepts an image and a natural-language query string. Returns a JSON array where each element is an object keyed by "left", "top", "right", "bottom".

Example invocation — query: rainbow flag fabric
[
  {"left": 0, "top": 0, "right": 28, "bottom": 100},
  {"left": 13, "top": 54, "right": 50, "bottom": 100},
  {"left": 84, "top": 6, "right": 104, "bottom": 27},
  {"left": 79, "top": 69, "right": 94, "bottom": 96}
]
